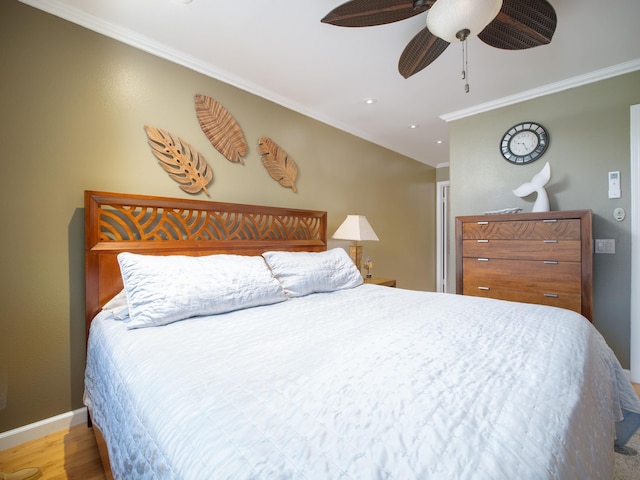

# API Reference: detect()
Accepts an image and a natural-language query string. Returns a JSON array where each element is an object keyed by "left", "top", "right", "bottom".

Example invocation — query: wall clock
[{"left": 500, "top": 122, "right": 549, "bottom": 164}]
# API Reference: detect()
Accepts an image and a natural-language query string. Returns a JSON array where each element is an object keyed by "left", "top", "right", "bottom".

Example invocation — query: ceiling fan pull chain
[
  {"left": 462, "top": 36, "right": 469, "bottom": 93},
  {"left": 461, "top": 42, "right": 465, "bottom": 81},
  {"left": 456, "top": 28, "right": 470, "bottom": 93}
]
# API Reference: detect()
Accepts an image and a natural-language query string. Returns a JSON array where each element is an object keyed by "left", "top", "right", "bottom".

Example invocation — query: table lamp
[{"left": 332, "top": 215, "right": 379, "bottom": 272}]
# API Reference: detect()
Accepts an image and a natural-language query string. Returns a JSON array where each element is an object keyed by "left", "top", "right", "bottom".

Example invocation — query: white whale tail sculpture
[{"left": 512, "top": 162, "right": 551, "bottom": 212}]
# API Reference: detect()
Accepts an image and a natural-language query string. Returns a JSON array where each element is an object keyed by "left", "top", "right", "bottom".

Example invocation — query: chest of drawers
[{"left": 455, "top": 210, "right": 593, "bottom": 320}]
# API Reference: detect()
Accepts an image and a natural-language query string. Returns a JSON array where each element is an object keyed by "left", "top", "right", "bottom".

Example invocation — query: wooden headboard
[{"left": 85, "top": 190, "right": 327, "bottom": 333}]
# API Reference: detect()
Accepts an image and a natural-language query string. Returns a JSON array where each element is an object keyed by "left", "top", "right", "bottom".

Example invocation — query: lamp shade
[
  {"left": 426, "top": 0, "right": 503, "bottom": 43},
  {"left": 332, "top": 215, "right": 379, "bottom": 242}
]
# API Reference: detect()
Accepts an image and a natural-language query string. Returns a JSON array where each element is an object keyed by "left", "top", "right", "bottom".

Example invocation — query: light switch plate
[{"left": 595, "top": 238, "right": 615, "bottom": 254}]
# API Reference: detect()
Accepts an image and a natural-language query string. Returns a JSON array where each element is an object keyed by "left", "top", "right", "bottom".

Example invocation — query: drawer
[
  {"left": 462, "top": 258, "right": 581, "bottom": 295},
  {"left": 462, "top": 239, "right": 581, "bottom": 261},
  {"left": 463, "top": 257, "right": 582, "bottom": 313},
  {"left": 466, "top": 284, "right": 582, "bottom": 313},
  {"left": 462, "top": 219, "right": 581, "bottom": 240}
]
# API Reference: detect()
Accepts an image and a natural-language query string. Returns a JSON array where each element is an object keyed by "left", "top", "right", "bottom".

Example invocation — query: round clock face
[{"left": 500, "top": 122, "right": 549, "bottom": 164}]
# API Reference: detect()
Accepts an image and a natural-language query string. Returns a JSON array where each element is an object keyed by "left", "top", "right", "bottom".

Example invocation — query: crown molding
[
  {"left": 17, "top": 0, "right": 269, "bottom": 99},
  {"left": 17, "top": 0, "right": 373, "bottom": 145},
  {"left": 441, "top": 59, "right": 640, "bottom": 122}
]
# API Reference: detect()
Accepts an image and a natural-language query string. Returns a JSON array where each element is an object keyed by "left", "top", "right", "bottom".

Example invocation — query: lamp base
[{"left": 349, "top": 245, "right": 363, "bottom": 272}]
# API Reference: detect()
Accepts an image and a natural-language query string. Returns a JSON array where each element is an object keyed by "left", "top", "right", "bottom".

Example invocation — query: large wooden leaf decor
[
  {"left": 144, "top": 125, "right": 214, "bottom": 196},
  {"left": 257, "top": 137, "right": 298, "bottom": 193},
  {"left": 194, "top": 94, "right": 247, "bottom": 164}
]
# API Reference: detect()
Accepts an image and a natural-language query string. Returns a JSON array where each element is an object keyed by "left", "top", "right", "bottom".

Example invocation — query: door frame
[
  {"left": 436, "top": 181, "right": 450, "bottom": 293},
  {"left": 630, "top": 104, "right": 639, "bottom": 381}
]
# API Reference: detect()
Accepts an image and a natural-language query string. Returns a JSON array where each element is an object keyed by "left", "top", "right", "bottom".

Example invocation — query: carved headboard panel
[{"left": 85, "top": 191, "right": 327, "bottom": 333}]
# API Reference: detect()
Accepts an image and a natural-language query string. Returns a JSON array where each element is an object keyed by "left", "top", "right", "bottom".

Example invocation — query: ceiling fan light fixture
[{"left": 426, "top": 0, "right": 503, "bottom": 43}]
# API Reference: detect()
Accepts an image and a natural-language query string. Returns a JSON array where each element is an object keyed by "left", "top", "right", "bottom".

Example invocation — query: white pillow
[
  {"left": 101, "top": 289, "right": 130, "bottom": 321},
  {"left": 102, "top": 289, "right": 127, "bottom": 310},
  {"left": 117, "top": 252, "right": 287, "bottom": 328},
  {"left": 262, "top": 248, "right": 363, "bottom": 298}
]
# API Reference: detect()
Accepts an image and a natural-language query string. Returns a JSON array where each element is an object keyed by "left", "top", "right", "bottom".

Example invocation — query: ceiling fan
[{"left": 321, "top": 0, "right": 557, "bottom": 81}]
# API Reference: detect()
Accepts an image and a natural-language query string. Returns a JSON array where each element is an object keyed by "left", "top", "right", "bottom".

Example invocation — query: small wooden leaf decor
[
  {"left": 257, "top": 137, "right": 298, "bottom": 193},
  {"left": 194, "top": 94, "right": 247, "bottom": 164},
  {"left": 144, "top": 125, "right": 214, "bottom": 196}
]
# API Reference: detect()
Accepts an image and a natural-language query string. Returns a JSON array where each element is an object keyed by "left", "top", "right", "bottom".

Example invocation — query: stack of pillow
[{"left": 101, "top": 248, "right": 364, "bottom": 329}]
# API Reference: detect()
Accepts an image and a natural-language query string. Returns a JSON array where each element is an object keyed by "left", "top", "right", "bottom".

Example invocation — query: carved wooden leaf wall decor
[
  {"left": 194, "top": 94, "right": 248, "bottom": 164},
  {"left": 144, "top": 125, "right": 214, "bottom": 196},
  {"left": 257, "top": 137, "right": 298, "bottom": 193}
]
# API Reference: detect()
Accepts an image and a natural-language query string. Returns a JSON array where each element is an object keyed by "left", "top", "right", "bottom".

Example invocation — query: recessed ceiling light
[
  {"left": 363, "top": 98, "right": 376, "bottom": 105},
  {"left": 436, "top": 140, "right": 444, "bottom": 144},
  {"left": 408, "top": 124, "right": 419, "bottom": 129}
]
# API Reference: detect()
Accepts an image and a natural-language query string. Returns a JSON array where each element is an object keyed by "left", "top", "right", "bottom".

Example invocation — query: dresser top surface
[{"left": 456, "top": 209, "right": 591, "bottom": 223}]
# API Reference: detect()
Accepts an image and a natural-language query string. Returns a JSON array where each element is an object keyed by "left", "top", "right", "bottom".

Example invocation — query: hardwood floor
[
  {"left": 2, "top": 383, "right": 640, "bottom": 479},
  {"left": 0, "top": 424, "right": 105, "bottom": 480}
]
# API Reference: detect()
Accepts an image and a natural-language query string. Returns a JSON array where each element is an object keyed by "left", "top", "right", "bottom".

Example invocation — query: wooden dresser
[{"left": 455, "top": 210, "right": 593, "bottom": 321}]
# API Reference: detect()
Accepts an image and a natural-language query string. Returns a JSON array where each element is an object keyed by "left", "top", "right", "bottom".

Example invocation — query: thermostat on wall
[{"left": 608, "top": 171, "right": 621, "bottom": 199}]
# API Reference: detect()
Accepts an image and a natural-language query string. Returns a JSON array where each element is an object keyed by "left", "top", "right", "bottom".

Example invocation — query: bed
[{"left": 84, "top": 190, "right": 640, "bottom": 480}]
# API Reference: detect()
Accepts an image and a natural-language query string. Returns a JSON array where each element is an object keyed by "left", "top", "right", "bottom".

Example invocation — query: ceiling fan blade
[
  {"left": 478, "top": 0, "right": 557, "bottom": 50},
  {"left": 321, "top": 0, "right": 433, "bottom": 27},
  {"left": 398, "top": 27, "right": 449, "bottom": 78}
]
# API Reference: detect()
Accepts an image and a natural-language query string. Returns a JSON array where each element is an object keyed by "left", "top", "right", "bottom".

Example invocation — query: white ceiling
[{"left": 21, "top": 0, "right": 640, "bottom": 167}]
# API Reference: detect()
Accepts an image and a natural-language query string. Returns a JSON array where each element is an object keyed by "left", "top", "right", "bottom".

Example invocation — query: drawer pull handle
[
  {"left": 478, "top": 286, "right": 490, "bottom": 291},
  {"left": 477, "top": 239, "right": 489, "bottom": 243},
  {"left": 543, "top": 219, "right": 558, "bottom": 223},
  {"left": 543, "top": 239, "right": 558, "bottom": 243},
  {"left": 477, "top": 258, "right": 489, "bottom": 262},
  {"left": 477, "top": 221, "right": 489, "bottom": 225},
  {"left": 544, "top": 293, "right": 559, "bottom": 298},
  {"left": 544, "top": 260, "right": 559, "bottom": 264}
]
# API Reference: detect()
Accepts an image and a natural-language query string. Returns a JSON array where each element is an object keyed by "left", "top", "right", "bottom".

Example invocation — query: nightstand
[{"left": 363, "top": 277, "right": 396, "bottom": 287}]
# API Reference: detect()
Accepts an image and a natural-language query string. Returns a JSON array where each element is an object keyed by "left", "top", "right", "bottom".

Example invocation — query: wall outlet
[{"left": 595, "top": 238, "right": 616, "bottom": 254}]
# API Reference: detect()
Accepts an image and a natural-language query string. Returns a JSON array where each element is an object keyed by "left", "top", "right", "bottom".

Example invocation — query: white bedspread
[{"left": 84, "top": 285, "right": 640, "bottom": 479}]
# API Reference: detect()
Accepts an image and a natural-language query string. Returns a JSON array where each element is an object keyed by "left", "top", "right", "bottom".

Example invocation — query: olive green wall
[
  {"left": 449, "top": 71, "right": 640, "bottom": 368},
  {"left": 0, "top": 1, "right": 435, "bottom": 432}
]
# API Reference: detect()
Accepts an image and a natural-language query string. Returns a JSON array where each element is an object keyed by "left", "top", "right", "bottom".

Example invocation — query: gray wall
[
  {"left": 0, "top": 1, "right": 435, "bottom": 432},
  {"left": 449, "top": 71, "right": 640, "bottom": 367},
  {"left": 436, "top": 165, "right": 450, "bottom": 183}
]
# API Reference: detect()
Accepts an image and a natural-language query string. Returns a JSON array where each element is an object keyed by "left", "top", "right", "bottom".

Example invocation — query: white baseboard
[{"left": 0, "top": 407, "right": 88, "bottom": 451}]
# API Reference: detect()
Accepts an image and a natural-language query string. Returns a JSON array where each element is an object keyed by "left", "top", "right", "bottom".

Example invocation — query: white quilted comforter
[{"left": 84, "top": 285, "right": 640, "bottom": 479}]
